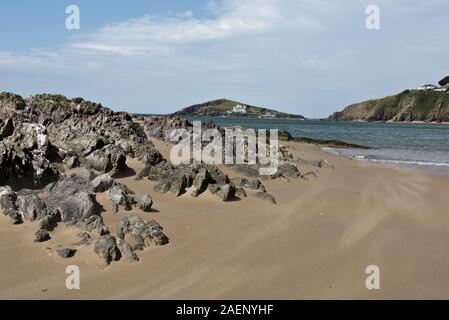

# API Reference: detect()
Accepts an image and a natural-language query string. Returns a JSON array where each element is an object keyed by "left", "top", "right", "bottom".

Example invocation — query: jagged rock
[
  {"left": 60, "top": 191, "right": 98, "bottom": 222},
  {"left": 75, "top": 215, "right": 109, "bottom": 236},
  {"left": 254, "top": 192, "right": 277, "bottom": 204},
  {"left": 169, "top": 174, "right": 187, "bottom": 197},
  {"left": 16, "top": 194, "right": 47, "bottom": 222},
  {"left": 57, "top": 248, "right": 76, "bottom": 258},
  {"left": 154, "top": 178, "right": 172, "bottom": 194},
  {"left": 0, "top": 123, "right": 60, "bottom": 189},
  {"left": 117, "top": 215, "right": 169, "bottom": 249},
  {"left": 117, "top": 239, "right": 139, "bottom": 262},
  {"left": 276, "top": 163, "right": 301, "bottom": 178},
  {"left": 46, "top": 170, "right": 95, "bottom": 197},
  {"left": 108, "top": 184, "right": 134, "bottom": 213},
  {"left": 216, "top": 184, "right": 236, "bottom": 202},
  {"left": 91, "top": 173, "right": 115, "bottom": 193},
  {"left": 39, "top": 208, "right": 61, "bottom": 231},
  {"left": 132, "top": 194, "right": 153, "bottom": 212},
  {"left": 209, "top": 168, "right": 229, "bottom": 185},
  {"left": 208, "top": 184, "right": 221, "bottom": 195},
  {"left": 136, "top": 160, "right": 173, "bottom": 181},
  {"left": 74, "top": 232, "right": 91, "bottom": 246},
  {"left": 191, "top": 169, "right": 211, "bottom": 197},
  {"left": 231, "top": 177, "right": 265, "bottom": 191},
  {"left": 0, "top": 186, "right": 17, "bottom": 215},
  {"left": 64, "top": 156, "right": 79, "bottom": 169},
  {"left": 94, "top": 235, "right": 120, "bottom": 265},
  {"left": 85, "top": 144, "right": 128, "bottom": 175},
  {"left": 34, "top": 230, "right": 51, "bottom": 242}
]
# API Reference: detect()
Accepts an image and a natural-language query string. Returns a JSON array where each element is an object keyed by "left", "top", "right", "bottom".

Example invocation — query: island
[{"left": 173, "top": 98, "right": 305, "bottom": 119}]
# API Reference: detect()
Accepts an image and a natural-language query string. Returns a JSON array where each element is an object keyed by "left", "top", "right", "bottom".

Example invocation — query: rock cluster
[{"left": 0, "top": 92, "right": 164, "bottom": 189}]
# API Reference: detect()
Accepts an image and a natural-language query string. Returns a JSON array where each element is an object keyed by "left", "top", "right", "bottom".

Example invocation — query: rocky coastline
[{"left": 0, "top": 92, "right": 324, "bottom": 267}]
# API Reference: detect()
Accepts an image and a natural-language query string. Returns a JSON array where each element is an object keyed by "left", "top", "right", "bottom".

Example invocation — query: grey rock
[
  {"left": 76, "top": 215, "right": 109, "bottom": 236},
  {"left": 85, "top": 144, "right": 128, "bottom": 175},
  {"left": 169, "top": 174, "right": 187, "bottom": 197},
  {"left": 117, "top": 239, "right": 139, "bottom": 262},
  {"left": 108, "top": 184, "right": 134, "bottom": 213},
  {"left": 133, "top": 193, "right": 153, "bottom": 212},
  {"left": 216, "top": 184, "right": 236, "bottom": 202},
  {"left": 154, "top": 178, "right": 172, "bottom": 194},
  {"left": 39, "top": 208, "right": 61, "bottom": 231},
  {"left": 0, "top": 186, "right": 17, "bottom": 215},
  {"left": 34, "top": 230, "right": 51, "bottom": 242},
  {"left": 91, "top": 173, "right": 115, "bottom": 193},
  {"left": 17, "top": 194, "right": 47, "bottom": 221},
  {"left": 57, "top": 248, "right": 76, "bottom": 258},
  {"left": 191, "top": 169, "right": 211, "bottom": 197},
  {"left": 94, "top": 235, "right": 120, "bottom": 265},
  {"left": 117, "top": 214, "right": 169, "bottom": 248},
  {"left": 60, "top": 191, "right": 98, "bottom": 222}
]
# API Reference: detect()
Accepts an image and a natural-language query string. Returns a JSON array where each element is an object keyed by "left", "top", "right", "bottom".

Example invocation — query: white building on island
[{"left": 232, "top": 104, "right": 247, "bottom": 113}]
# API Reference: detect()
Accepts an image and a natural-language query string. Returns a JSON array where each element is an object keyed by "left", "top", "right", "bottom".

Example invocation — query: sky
[{"left": 0, "top": 0, "right": 448, "bottom": 118}]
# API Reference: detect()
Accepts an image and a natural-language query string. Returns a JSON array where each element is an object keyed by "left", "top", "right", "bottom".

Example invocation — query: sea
[{"left": 182, "top": 116, "right": 449, "bottom": 176}]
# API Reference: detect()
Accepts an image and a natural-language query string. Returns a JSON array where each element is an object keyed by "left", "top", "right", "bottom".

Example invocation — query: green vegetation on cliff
[{"left": 329, "top": 90, "right": 449, "bottom": 122}]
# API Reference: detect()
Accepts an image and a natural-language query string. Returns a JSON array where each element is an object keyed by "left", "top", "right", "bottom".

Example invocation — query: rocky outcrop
[
  {"left": 94, "top": 235, "right": 120, "bottom": 265},
  {"left": 0, "top": 123, "right": 60, "bottom": 189},
  {"left": 329, "top": 90, "right": 449, "bottom": 122},
  {"left": 116, "top": 215, "right": 169, "bottom": 249},
  {"left": 107, "top": 183, "right": 153, "bottom": 213},
  {"left": 0, "top": 92, "right": 165, "bottom": 189}
]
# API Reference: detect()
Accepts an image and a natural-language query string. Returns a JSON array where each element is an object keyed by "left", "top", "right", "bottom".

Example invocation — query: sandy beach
[{"left": 2, "top": 138, "right": 449, "bottom": 300}]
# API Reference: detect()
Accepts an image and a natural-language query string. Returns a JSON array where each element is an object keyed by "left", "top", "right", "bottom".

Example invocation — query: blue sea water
[{"left": 183, "top": 116, "right": 449, "bottom": 176}]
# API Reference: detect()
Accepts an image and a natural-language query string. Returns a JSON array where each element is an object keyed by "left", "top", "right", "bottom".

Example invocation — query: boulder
[
  {"left": 16, "top": 194, "right": 47, "bottom": 221},
  {"left": 91, "top": 173, "right": 115, "bottom": 193},
  {"left": 191, "top": 169, "right": 211, "bottom": 197},
  {"left": 108, "top": 184, "right": 134, "bottom": 213},
  {"left": 75, "top": 215, "right": 109, "bottom": 236},
  {"left": 231, "top": 177, "right": 265, "bottom": 191},
  {"left": 169, "top": 174, "right": 187, "bottom": 197},
  {"left": 86, "top": 144, "right": 128, "bottom": 175},
  {"left": 216, "top": 184, "right": 236, "bottom": 202},
  {"left": 117, "top": 215, "right": 169, "bottom": 249},
  {"left": 0, "top": 186, "right": 17, "bottom": 215},
  {"left": 154, "top": 178, "right": 172, "bottom": 194},
  {"left": 57, "top": 248, "right": 76, "bottom": 258},
  {"left": 94, "top": 235, "right": 120, "bottom": 265},
  {"left": 117, "top": 239, "right": 139, "bottom": 262},
  {"left": 34, "top": 230, "right": 51, "bottom": 242},
  {"left": 39, "top": 208, "right": 61, "bottom": 231},
  {"left": 60, "top": 191, "right": 98, "bottom": 222},
  {"left": 133, "top": 193, "right": 153, "bottom": 212}
]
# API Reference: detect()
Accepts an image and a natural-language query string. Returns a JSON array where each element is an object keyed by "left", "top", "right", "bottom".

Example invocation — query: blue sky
[{"left": 0, "top": 0, "right": 448, "bottom": 117}]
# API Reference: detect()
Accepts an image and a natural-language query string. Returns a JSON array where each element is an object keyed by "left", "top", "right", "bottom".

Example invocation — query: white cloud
[{"left": 0, "top": 0, "right": 448, "bottom": 117}]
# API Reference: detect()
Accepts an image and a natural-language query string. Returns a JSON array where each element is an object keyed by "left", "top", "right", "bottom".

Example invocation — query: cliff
[{"left": 329, "top": 90, "right": 449, "bottom": 122}]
